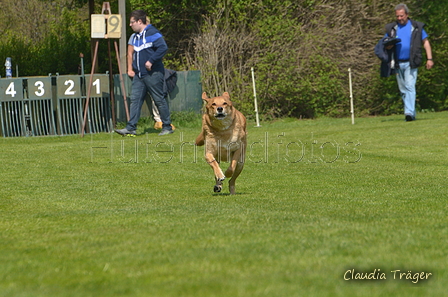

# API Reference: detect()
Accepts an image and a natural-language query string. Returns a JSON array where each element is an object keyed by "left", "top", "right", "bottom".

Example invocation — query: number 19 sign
[{"left": 91, "top": 14, "right": 122, "bottom": 39}]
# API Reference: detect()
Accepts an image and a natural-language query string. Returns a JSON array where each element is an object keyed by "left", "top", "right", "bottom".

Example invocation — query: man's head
[
  {"left": 395, "top": 3, "right": 409, "bottom": 25},
  {"left": 129, "top": 10, "right": 148, "bottom": 32}
]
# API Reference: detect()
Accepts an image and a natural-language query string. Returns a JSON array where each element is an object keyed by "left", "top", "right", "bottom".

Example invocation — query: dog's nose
[{"left": 217, "top": 107, "right": 223, "bottom": 113}]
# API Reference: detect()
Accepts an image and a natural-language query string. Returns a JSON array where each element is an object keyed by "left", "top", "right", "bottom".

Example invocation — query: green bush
[{"left": 170, "top": 110, "right": 203, "bottom": 128}]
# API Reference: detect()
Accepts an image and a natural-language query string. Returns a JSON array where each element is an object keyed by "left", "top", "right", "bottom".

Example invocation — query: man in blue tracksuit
[
  {"left": 384, "top": 3, "right": 434, "bottom": 122},
  {"left": 115, "top": 10, "right": 174, "bottom": 136}
]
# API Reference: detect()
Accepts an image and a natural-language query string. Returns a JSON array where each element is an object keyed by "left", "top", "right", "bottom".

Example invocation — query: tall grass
[{"left": 0, "top": 112, "right": 446, "bottom": 296}]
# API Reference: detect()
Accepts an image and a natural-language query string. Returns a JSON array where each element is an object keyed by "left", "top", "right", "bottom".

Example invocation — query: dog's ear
[
  {"left": 202, "top": 92, "right": 212, "bottom": 104},
  {"left": 222, "top": 92, "right": 233, "bottom": 107}
]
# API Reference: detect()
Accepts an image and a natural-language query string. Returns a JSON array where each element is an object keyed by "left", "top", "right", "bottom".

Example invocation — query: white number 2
[{"left": 64, "top": 80, "right": 76, "bottom": 95}]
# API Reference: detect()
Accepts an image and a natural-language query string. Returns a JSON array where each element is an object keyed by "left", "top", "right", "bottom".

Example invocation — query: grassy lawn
[{"left": 0, "top": 111, "right": 446, "bottom": 296}]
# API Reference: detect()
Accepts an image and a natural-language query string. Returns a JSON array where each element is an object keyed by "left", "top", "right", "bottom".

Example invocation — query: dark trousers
[{"left": 126, "top": 71, "right": 172, "bottom": 131}]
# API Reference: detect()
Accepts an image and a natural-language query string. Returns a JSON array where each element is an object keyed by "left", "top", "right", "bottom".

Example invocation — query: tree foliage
[
  {"left": 181, "top": 0, "right": 448, "bottom": 118},
  {"left": 1, "top": 0, "right": 447, "bottom": 118},
  {"left": 0, "top": 0, "right": 91, "bottom": 76}
]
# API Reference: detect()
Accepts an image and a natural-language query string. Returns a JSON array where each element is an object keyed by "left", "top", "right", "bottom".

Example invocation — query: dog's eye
[
  {"left": 222, "top": 102, "right": 227, "bottom": 105},
  {"left": 212, "top": 103, "right": 216, "bottom": 106}
]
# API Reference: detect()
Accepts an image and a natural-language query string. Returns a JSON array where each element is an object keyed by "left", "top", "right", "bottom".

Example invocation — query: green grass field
[{"left": 0, "top": 112, "right": 446, "bottom": 296}]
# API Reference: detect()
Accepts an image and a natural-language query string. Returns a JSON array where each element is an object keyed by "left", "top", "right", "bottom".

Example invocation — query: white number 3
[{"left": 34, "top": 81, "right": 45, "bottom": 97}]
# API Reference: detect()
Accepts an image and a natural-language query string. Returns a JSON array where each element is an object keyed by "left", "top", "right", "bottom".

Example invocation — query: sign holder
[{"left": 81, "top": 2, "right": 130, "bottom": 137}]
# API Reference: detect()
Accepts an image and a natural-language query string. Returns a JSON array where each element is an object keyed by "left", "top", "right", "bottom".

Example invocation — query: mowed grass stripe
[{"left": 0, "top": 112, "right": 446, "bottom": 296}]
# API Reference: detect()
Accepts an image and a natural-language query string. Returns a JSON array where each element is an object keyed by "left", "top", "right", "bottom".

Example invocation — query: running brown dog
[{"left": 195, "top": 92, "right": 247, "bottom": 194}]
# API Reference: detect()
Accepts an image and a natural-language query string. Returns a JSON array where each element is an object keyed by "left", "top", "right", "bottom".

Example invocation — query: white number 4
[{"left": 5, "top": 82, "right": 17, "bottom": 98}]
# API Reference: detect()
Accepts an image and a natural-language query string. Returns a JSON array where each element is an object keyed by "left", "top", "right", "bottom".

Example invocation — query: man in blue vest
[
  {"left": 115, "top": 10, "right": 174, "bottom": 136},
  {"left": 385, "top": 3, "right": 433, "bottom": 121}
]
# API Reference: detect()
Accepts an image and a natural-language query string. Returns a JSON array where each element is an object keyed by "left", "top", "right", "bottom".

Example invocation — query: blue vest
[{"left": 385, "top": 19, "right": 426, "bottom": 68}]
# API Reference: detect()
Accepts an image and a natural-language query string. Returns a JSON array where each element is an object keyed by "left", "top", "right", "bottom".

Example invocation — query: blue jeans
[
  {"left": 126, "top": 71, "right": 172, "bottom": 131},
  {"left": 396, "top": 62, "right": 418, "bottom": 118}
]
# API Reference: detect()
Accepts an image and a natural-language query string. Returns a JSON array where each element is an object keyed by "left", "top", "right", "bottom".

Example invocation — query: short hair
[
  {"left": 130, "top": 10, "right": 147, "bottom": 24},
  {"left": 395, "top": 3, "right": 409, "bottom": 14}
]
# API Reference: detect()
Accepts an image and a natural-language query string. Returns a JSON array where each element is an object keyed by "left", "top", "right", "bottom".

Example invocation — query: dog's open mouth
[{"left": 214, "top": 113, "right": 226, "bottom": 119}]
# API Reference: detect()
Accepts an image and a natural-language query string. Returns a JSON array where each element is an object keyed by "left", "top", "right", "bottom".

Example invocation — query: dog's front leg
[
  {"left": 205, "top": 152, "right": 225, "bottom": 192},
  {"left": 205, "top": 152, "right": 225, "bottom": 180}
]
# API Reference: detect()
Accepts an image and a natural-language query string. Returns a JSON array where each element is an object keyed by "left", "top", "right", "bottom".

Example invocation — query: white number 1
[{"left": 92, "top": 79, "right": 101, "bottom": 94}]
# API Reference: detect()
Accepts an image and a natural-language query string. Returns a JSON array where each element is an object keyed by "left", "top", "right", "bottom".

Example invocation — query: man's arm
[
  {"left": 423, "top": 38, "right": 434, "bottom": 70},
  {"left": 127, "top": 44, "right": 135, "bottom": 77},
  {"left": 147, "top": 36, "right": 168, "bottom": 65},
  {"left": 145, "top": 36, "right": 168, "bottom": 71}
]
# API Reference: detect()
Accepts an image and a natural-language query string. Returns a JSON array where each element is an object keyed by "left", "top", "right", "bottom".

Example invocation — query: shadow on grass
[
  {"left": 380, "top": 117, "right": 431, "bottom": 123},
  {"left": 211, "top": 192, "right": 248, "bottom": 197},
  {"left": 142, "top": 127, "right": 161, "bottom": 134}
]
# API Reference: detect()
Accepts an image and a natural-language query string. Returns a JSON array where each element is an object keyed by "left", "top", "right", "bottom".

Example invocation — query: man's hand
[
  {"left": 145, "top": 61, "right": 152, "bottom": 71},
  {"left": 127, "top": 70, "right": 135, "bottom": 78},
  {"left": 426, "top": 60, "right": 434, "bottom": 70}
]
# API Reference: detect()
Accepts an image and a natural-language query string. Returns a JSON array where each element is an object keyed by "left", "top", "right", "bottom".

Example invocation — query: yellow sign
[
  {"left": 107, "top": 15, "right": 122, "bottom": 38},
  {"left": 90, "top": 14, "right": 122, "bottom": 39},
  {"left": 91, "top": 15, "right": 106, "bottom": 38}
]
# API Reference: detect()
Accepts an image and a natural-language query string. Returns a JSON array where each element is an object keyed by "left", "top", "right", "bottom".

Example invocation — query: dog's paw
[
  {"left": 214, "top": 185, "right": 223, "bottom": 193},
  {"left": 215, "top": 176, "right": 225, "bottom": 182}
]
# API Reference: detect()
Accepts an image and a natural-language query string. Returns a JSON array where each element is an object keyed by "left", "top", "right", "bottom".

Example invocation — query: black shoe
[
  {"left": 158, "top": 129, "right": 174, "bottom": 136},
  {"left": 115, "top": 128, "right": 136, "bottom": 136},
  {"left": 405, "top": 115, "right": 415, "bottom": 122}
]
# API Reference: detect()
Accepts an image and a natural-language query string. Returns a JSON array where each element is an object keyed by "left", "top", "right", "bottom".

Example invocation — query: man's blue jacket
[{"left": 131, "top": 24, "right": 168, "bottom": 78}]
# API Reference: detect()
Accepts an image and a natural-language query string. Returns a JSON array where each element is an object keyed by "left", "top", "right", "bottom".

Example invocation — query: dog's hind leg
[
  {"left": 228, "top": 162, "right": 244, "bottom": 195},
  {"left": 224, "top": 145, "right": 243, "bottom": 178},
  {"left": 226, "top": 144, "right": 245, "bottom": 194},
  {"left": 195, "top": 132, "right": 205, "bottom": 146}
]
